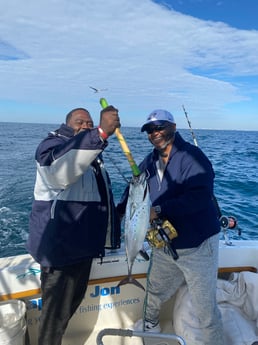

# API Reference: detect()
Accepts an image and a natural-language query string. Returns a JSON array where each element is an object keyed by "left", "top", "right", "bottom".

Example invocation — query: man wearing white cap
[{"left": 130, "top": 109, "right": 224, "bottom": 344}]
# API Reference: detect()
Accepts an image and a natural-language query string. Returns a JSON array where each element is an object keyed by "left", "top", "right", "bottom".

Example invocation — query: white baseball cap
[{"left": 141, "top": 109, "right": 176, "bottom": 132}]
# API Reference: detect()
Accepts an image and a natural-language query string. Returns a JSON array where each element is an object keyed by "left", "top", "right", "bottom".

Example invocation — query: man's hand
[
  {"left": 150, "top": 206, "right": 159, "bottom": 223},
  {"left": 99, "top": 105, "right": 120, "bottom": 138}
]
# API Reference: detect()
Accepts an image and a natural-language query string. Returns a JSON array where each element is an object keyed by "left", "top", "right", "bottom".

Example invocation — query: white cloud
[{"left": 0, "top": 0, "right": 257, "bottom": 129}]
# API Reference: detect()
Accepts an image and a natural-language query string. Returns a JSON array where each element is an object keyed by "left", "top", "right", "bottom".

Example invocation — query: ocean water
[{"left": 0, "top": 122, "right": 257, "bottom": 258}]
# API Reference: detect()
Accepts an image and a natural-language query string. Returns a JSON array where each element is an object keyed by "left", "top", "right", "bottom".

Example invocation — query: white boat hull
[{"left": 1, "top": 240, "right": 258, "bottom": 345}]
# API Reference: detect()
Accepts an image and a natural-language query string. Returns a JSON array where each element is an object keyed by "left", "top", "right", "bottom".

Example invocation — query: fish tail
[{"left": 117, "top": 275, "right": 145, "bottom": 291}]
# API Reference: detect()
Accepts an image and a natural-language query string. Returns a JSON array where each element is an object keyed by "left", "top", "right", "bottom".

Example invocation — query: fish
[{"left": 117, "top": 172, "right": 150, "bottom": 290}]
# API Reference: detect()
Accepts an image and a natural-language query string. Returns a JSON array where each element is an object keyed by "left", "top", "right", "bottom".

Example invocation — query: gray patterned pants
[{"left": 144, "top": 233, "right": 224, "bottom": 345}]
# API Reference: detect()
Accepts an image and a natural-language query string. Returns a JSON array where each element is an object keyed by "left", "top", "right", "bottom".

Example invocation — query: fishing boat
[
  {"left": 1, "top": 102, "right": 256, "bottom": 344},
  {"left": 1, "top": 231, "right": 258, "bottom": 345}
]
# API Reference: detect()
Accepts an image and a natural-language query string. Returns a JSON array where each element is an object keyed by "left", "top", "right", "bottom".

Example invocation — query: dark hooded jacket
[{"left": 26, "top": 124, "right": 121, "bottom": 267}]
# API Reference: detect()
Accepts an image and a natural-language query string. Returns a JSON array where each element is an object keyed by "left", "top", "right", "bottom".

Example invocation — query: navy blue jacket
[
  {"left": 26, "top": 124, "right": 121, "bottom": 267},
  {"left": 143, "top": 132, "right": 220, "bottom": 248},
  {"left": 118, "top": 132, "right": 220, "bottom": 249}
]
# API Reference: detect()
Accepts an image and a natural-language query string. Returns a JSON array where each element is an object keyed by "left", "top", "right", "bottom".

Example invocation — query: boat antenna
[{"left": 182, "top": 105, "right": 198, "bottom": 147}]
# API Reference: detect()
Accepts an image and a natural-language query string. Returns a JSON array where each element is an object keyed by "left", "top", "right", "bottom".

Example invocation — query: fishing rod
[
  {"left": 100, "top": 98, "right": 179, "bottom": 260},
  {"left": 182, "top": 105, "right": 198, "bottom": 147},
  {"left": 100, "top": 98, "right": 151, "bottom": 263},
  {"left": 100, "top": 98, "right": 141, "bottom": 177},
  {"left": 182, "top": 105, "right": 239, "bottom": 238}
]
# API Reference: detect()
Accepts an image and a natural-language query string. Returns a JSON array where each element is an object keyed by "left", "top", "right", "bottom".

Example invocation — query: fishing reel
[
  {"left": 219, "top": 215, "right": 241, "bottom": 245},
  {"left": 219, "top": 215, "right": 238, "bottom": 230},
  {"left": 146, "top": 219, "right": 179, "bottom": 260}
]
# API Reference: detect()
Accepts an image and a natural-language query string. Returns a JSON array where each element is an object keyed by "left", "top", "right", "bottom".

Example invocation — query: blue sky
[{"left": 0, "top": 0, "right": 258, "bottom": 130}]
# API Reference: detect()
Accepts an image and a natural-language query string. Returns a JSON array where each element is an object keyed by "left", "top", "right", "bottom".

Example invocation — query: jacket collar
[{"left": 53, "top": 123, "right": 74, "bottom": 138}]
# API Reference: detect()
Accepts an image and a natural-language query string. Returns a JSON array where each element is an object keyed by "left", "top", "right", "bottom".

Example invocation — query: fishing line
[{"left": 104, "top": 151, "right": 130, "bottom": 184}]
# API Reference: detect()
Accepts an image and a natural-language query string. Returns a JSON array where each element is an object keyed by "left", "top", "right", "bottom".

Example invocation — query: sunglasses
[{"left": 146, "top": 125, "right": 168, "bottom": 134}]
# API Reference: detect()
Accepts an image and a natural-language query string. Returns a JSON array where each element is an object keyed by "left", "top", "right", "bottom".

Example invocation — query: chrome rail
[{"left": 96, "top": 328, "right": 186, "bottom": 345}]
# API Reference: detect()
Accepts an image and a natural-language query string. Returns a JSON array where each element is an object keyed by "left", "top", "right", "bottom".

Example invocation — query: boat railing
[{"left": 96, "top": 327, "right": 186, "bottom": 345}]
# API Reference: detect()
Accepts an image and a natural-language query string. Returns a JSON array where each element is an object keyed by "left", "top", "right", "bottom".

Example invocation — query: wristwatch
[{"left": 154, "top": 205, "right": 161, "bottom": 215}]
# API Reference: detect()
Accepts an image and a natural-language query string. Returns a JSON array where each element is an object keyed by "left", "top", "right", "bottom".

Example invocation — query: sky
[{"left": 0, "top": 0, "right": 258, "bottom": 130}]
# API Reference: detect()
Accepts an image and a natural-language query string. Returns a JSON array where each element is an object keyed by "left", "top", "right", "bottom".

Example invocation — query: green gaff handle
[{"left": 100, "top": 98, "right": 141, "bottom": 177}]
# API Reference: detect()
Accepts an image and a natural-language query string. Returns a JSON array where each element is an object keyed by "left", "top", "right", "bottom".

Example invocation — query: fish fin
[{"left": 117, "top": 275, "right": 145, "bottom": 291}]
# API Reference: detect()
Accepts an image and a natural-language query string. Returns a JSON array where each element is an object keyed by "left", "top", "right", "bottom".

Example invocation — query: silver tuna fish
[{"left": 118, "top": 172, "right": 150, "bottom": 290}]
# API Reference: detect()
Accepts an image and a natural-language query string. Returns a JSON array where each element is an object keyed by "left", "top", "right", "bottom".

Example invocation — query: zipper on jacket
[
  {"left": 50, "top": 190, "right": 63, "bottom": 219},
  {"left": 155, "top": 161, "right": 162, "bottom": 191}
]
